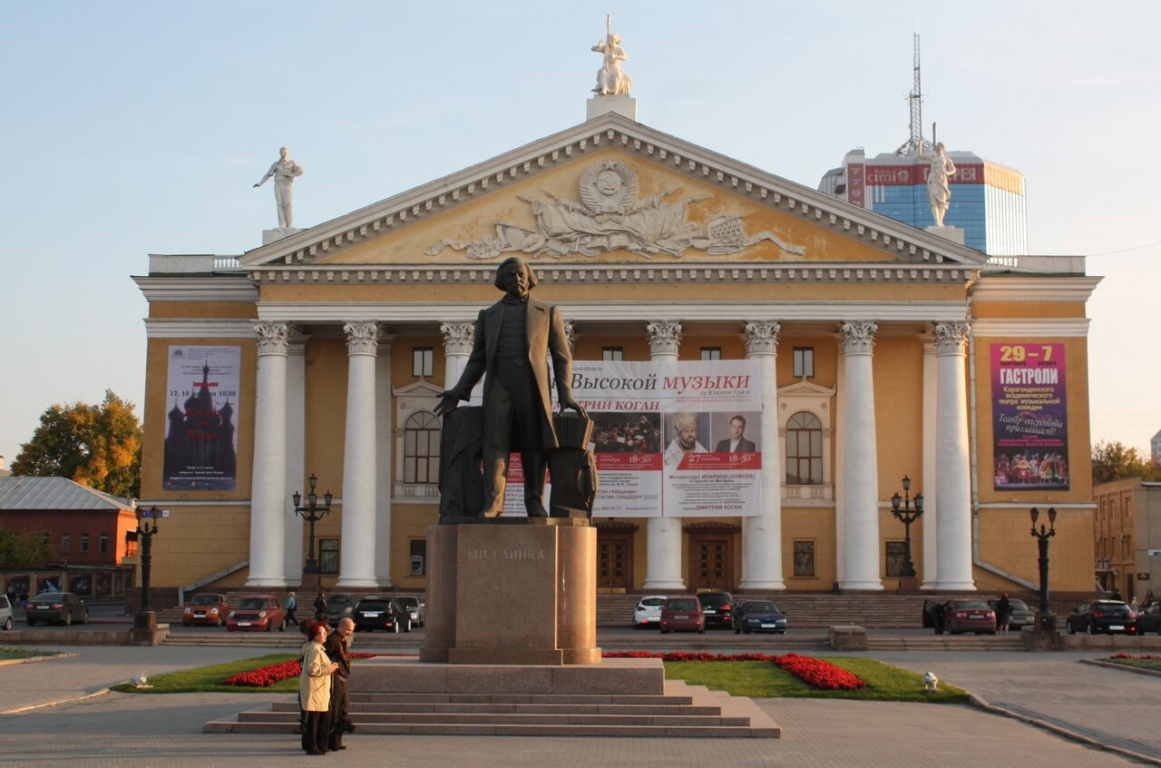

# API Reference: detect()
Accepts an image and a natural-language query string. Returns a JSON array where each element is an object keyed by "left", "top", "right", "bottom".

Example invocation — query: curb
[
  {"left": 0, "top": 652, "right": 79, "bottom": 668},
  {"left": 0, "top": 687, "right": 110, "bottom": 716},
  {"left": 1079, "top": 657, "right": 1161, "bottom": 679},
  {"left": 967, "top": 691, "right": 1161, "bottom": 767}
]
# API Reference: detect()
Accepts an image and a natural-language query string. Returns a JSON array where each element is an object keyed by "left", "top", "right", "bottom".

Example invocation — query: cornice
[
  {"left": 133, "top": 275, "right": 258, "bottom": 303},
  {"left": 971, "top": 276, "right": 1102, "bottom": 304},
  {"left": 970, "top": 319, "right": 1092, "bottom": 338},
  {"left": 238, "top": 114, "right": 988, "bottom": 270},
  {"left": 144, "top": 319, "right": 258, "bottom": 339}
]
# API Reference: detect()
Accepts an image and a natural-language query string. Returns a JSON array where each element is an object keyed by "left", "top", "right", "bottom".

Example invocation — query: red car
[
  {"left": 182, "top": 593, "right": 231, "bottom": 626},
  {"left": 660, "top": 597, "right": 705, "bottom": 634},
  {"left": 226, "top": 594, "right": 287, "bottom": 632},
  {"left": 939, "top": 599, "right": 997, "bottom": 635}
]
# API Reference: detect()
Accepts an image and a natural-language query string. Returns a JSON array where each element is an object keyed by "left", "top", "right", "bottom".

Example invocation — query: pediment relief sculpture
[{"left": 426, "top": 160, "right": 807, "bottom": 261}]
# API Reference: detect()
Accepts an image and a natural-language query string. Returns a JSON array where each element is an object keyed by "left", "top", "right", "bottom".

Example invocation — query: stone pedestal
[
  {"left": 262, "top": 227, "right": 301, "bottom": 245},
  {"left": 587, "top": 94, "right": 637, "bottom": 121},
  {"left": 828, "top": 625, "right": 867, "bottom": 651},
  {"left": 896, "top": 576, "right": 920, "bottom": 594},
  {"left": 421, "top": 520, "right": 599, "bottom": 665},
  {"left": 924, "top": 225, "right": 965, "bottom": 245}
]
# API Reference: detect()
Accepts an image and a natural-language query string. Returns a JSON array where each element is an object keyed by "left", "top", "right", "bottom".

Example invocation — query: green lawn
[
  {"left": 111, "top": 653, "right": 300, "bottom": 694},
  {"left": 665, "top": 658, "right": 970, "bottom": 703},
  {"left": 0, "top": 646, "right": 61, "bottom": 661},
  {"left": 1102, "top": 655, "right": 1161, "bottom": 672}
]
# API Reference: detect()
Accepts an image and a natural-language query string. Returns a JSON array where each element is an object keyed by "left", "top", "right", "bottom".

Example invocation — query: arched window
[
  {"left": 403, "top": 411, "right": 441, "bottom": 485},
  {"left": 785, "top": 411, "right": 823, "bottom": 485}
]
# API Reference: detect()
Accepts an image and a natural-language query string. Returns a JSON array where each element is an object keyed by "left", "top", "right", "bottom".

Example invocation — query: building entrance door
[
  {"left": 687, "top": 526, "right": 736, "bottom": 592},
  {"left": 596, "top": 530, "right": 634, "bottom": 591}
]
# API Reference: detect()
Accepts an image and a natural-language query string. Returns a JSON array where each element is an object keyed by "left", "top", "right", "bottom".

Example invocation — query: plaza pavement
[{"left": 0, "top": 643, "right": 1155, "bottom": 767}]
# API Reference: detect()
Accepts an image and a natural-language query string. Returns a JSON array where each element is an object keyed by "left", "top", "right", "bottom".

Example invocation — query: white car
[{"left": 633, "top": 595, "right": 667, "bottom": 629}]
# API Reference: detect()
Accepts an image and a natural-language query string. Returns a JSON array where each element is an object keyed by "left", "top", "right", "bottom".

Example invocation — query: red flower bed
[
  {"left": 1111, "top": 653, "right": 1161, "bottom": 660},
  {"left": 602, "top": 650, "right": 866, "bottom": 691},
  {"left": 222, "top": 653, "right": 380, "bottom": 687}
]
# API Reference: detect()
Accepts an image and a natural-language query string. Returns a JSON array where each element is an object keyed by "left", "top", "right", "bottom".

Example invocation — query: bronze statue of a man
[{"left": 435, "top": 257, "right": 587, "bottom": 517}]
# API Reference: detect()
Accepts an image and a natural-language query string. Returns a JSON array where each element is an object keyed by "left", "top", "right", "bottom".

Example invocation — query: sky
[{"left": 1, "top": 1, "right": 1158, "bottom": 467}]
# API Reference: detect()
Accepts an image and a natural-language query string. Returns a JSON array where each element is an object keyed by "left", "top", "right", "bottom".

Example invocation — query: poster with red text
[{"left": 991, "top": 342, "right": 1069, "bottom": 491}]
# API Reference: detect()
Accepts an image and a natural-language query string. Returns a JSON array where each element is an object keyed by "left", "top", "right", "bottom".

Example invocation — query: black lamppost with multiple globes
[
  {"left": 136, "top": 506, "right": 161, "bottom": 617},
  {"left": 890, "top": 476, "right": 924, "bottom": 579},
  {"left": 1030, "top": 506, "right": 1058, "bottom": 632},
  {"left": 293, "top": 474, "right": 332, "bottom": 576}
]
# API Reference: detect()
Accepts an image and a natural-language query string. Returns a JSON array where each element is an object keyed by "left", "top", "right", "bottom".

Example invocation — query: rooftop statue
[
  {"left": 592, "top": 16, "right": 632, "bottom": 96},
  {"left": 253, "top": 146, "right": 304, "bottom": 229},
  {"left": 920, "top": 140, "right": 956, "bottom": 228}
]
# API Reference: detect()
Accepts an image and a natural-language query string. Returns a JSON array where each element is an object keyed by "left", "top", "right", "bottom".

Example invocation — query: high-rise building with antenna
[{"left": 818, "top": 34, "right": 1028, "bottom": 257}]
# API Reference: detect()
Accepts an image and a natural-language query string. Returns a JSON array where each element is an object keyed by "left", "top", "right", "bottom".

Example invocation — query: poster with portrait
[
  {"left": 991, "top": 342, "right": 1070, "bottom": 491},
  {"left": 163, "top": 345, "right": 241, "bottom": 491}
]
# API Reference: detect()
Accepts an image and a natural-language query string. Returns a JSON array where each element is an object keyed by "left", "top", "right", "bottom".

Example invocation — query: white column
[
  {"left": 834, "top": 352, "right": 846, "bottom": 585},
  {"left": 838, "top": 321, "right": 883, "bottom": 591},
  {"left": 740, "top": 321, "right": 786, "bottom": 590},
  {"left": 934, "top": 321, "right": 975, "bottom": 590},
  {"left": 643, "top": 320, "right": 685, "bottom": 591},
  {"left": 337, "top": 321, "right": 380, "bottom": 588},
  {"left": 440, "top": 321, "right": 475, "bottom": 389},
  {"left": 920, "top": 338, "right": 939, "bottom": 590},
  {"left": 247, "top": 322, "right": 289, "bottom": 587},
  {"left": 282, "top": 337, "right": 307, "bottom": 586},
  {"left": 374, "top": 337, "right": 394, "bottom": 587}
]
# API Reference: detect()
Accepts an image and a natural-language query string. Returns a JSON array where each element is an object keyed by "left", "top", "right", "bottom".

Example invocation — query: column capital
[
  {"left": 646, "top": 320, "right": 682, "bottom": 357},
  {"left": 840, "top": 320, "right": 878, "bottom": 356},
  {"left": 344, "top": 321, "right": 381, "bottom": 356},
  {"left": 743, "top": 321, "right": 781, "bottom": 357},
  {"left": 255, "top": 321, "right": 290, "bottom": 356},
  {"left": 440, "top": 321, "right": 475, "bottom": 356},
  {"left": 933, "top": 321, "right": 971, "bottom": 356}
]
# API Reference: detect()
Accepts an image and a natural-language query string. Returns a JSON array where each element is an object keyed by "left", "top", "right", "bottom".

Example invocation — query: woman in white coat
[{"left": 299, "top": 620, "right": 338, "bottom": 755}]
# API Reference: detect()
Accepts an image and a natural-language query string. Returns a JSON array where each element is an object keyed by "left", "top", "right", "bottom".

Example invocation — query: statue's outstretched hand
[
  {"left": 434, "top": 390, "right": 462, "bottom": 417},
  {"left": 560, "top": 397, "right": 588, "bottom": 420}
]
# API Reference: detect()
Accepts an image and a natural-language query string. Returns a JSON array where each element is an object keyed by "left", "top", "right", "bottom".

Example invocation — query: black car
[
  {"left": 1066, "top": 600, "right": 1138, "bottom": 635},
  {"left": 732, "top": 600, "right": 787, "bottom": 634},
  {"left": 696, "top": 592, "right": 735, "bottom": 628},
  {"left": 352, "top": 597, "right": 411, "bottom": 632},
  {"left": 1137, "top": 603, "right": 1161, "bottom": 634},
  {"left": 397, "top": 596, "right": 426, "bottom": 627},
  {"left": 25, "top": 592, "right": 88, "bottom": 626},
  {"left": 325, "top": 593, "right": 358, "bottom": 623}
]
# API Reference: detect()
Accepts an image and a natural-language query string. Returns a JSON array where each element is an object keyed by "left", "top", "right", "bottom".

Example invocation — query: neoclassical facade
[{"left": 135, "top": 110, "right": 1098, "bottom": 599}]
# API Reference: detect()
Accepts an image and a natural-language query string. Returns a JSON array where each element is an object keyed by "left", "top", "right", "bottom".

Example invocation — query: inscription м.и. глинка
[{"left": 467, "top": 548, "right": 547, "bottom": 561}]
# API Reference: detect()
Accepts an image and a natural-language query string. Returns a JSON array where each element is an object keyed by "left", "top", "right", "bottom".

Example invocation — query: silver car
[{"left": 0, "top": 594, "right": 13, "bottom": 631}]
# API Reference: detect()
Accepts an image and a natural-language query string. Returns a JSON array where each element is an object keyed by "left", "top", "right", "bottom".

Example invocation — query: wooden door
[
  {"left": 597, "top": 533, "right": 633, "bottom": 591},
  {"left": 693, "top": 537, "right": 732, "bottom": 591}
]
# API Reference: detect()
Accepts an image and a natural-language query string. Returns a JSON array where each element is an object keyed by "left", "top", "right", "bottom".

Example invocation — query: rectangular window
[
  {"left": 602, "top": 347, "right": 623, "bottom": 361},
  {"left": 700, "top": 347, "right": 722, "bottom": 360},
  {"left": 99, "top": 533, "right": 109, "bottom": 554},
  {"left": 410, "top": 539, "right": 427, "bottom": 576},
  {"left": 319, "top": 539, "right": 340, "bottom": 575},
  {"left": 885, "top": 541, "right": 906, "bottom": 578},
  {"left": 412, "top": 347, "right": 434, "bottom": 378},
  {"left": 793, "top": 347, "right": 815, "bottom": 378},
  {"left": 793, "top": 541, "right": 815, "bottom": 577},
  {"left": 80, "top": 534, "right": 90, "bottom": 554},
  {"left": 61, "top": 533, "right": 70, "bottom": 554}
]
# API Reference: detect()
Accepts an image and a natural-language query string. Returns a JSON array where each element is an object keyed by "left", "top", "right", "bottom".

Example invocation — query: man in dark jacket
[{"left": 324, "top": 618, "right": 355, "bottom": 750}]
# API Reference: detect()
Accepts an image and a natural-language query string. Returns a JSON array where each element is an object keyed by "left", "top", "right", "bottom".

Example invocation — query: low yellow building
[{"left": 134, "top": 102, "right": 1098, "bottom": 602}]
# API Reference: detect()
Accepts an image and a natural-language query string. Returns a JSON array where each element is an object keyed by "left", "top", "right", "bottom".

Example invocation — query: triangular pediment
[
  {"left": 240, "top": 113, "right": 987, "bottom": 270},
  {"left": 778, "top": 379, "right": 837, "bottom": 398}
]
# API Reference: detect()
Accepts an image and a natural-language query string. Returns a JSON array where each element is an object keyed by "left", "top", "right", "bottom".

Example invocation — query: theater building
[{"left": 134, "top": 97, "right": 1098, "bottom": 602}]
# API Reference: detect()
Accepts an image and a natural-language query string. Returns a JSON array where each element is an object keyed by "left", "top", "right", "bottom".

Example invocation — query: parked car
[
  {"left": 923, "top": 598, "right": 995, "bottom": 635},
  {"left": 182, "top": 593, "right": 231, "bottom": 627},
  {"left": 987, "top": 598, "right": 1035, "bottom": 630},
  {"left": 226, "top": 595, "right": 287, "bottom": 632},
  {"left": 660, "top": 596, "right": 704, "bottom": 634},
  {"left": 25, "top": 592, "right": 88, "bottom": 626},
  {"left": 1136, "top": 603, "right": 1161, "bottom": 634},
  {"left": 352, "top": 597, "right": 411, "bottom": 632},
  {"left": 732, "top": 600, "right": 788, "bottom": 634},
  {"left": 0, "top": 594, "right": 13, "bottom": 631},
  {"left": 397, "top": 595, "right": 426, "bottom": 628},
  {"left": 633, "top": 595, "right": 666, "bottom": 629},
  {"left": 696, "top": 592, "right": 735, "bottom": 629},
  {"left": 1065, "top": 600, "right": 1138, "bottom": 635},
  {"left": 325, "top": 593, "right": 358, "bottom": 623}
]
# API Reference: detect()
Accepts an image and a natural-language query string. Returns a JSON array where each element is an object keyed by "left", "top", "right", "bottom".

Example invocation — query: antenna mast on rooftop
[{"left": 896, "top": 33, "right": 925, "bottom": 156}]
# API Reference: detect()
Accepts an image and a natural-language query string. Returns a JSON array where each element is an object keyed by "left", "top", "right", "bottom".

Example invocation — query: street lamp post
[
  {"left": 890, "top": 476, "right": 924, "bottom": 583},
  {"left": 293, "top": 475, "right": 333, "bottom": 577},
  {"left": 136, "top": 506, "right": 161, "bottom": 617},
  {"left": 1030, "top": 506, "right": 1058, "bottom": 633}
]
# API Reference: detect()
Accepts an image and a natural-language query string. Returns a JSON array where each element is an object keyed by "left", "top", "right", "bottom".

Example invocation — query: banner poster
[
  {"left": 990, "top": 342, "right": 1070, "bottom": 491},
  {"left": 163, "top": 345, "right": 241, "bottom": 491}
]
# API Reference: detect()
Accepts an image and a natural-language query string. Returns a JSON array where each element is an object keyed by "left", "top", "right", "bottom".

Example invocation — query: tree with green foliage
[
  {"left": 0, "top": 524, "right": 52, "bottom": 568},
  {"left": 11, "top": 390, "right": 142, "bottom": 498},
  {"left": 1091, "top": 439, "right": 1161, "bottom": 484}
]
